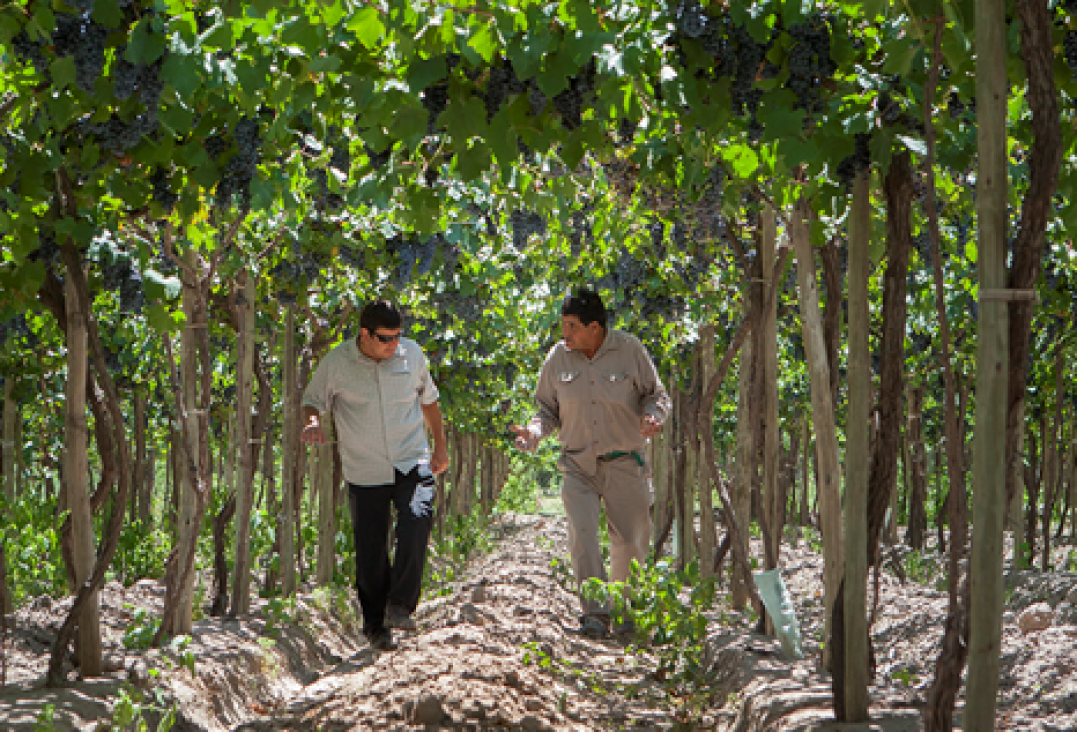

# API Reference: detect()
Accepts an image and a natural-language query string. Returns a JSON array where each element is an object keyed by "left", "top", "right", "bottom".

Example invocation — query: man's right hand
[
  {"left": 301, "top": 421, "right": 326, "bottom": 445},
  {"left": 509, "top": 424, "right": 538, "bottom": 452}
]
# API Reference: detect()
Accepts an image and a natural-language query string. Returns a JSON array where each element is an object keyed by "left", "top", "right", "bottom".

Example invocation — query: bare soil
[{"left": 2, "top": 514, "right": 1076, "bottom": 730}]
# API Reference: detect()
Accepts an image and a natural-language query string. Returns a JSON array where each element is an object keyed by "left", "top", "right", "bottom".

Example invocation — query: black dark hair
[
  {"left": 360, "top": 299, "right": 402, "bottom": 334},
  {"left": 561, "top": 288, "right": 607, "bottom": 330}
]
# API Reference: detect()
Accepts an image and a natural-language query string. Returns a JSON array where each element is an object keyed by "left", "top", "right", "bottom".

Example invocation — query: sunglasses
[{"left": 373, "top": 331, "right": 401, "bottom": 344}]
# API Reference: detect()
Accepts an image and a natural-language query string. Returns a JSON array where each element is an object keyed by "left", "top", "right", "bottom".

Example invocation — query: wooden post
[
  {"left": 792, "top": 197, "right": 844, "bottom": 668},
  {"left": 762, "top": 207, "right": 780, "bottom": 569},
  {"left": 698, "top": 324, "right": 717, "bottom": 579},
  {"left": 230, "top": 273, "right": 258, "bottom": 615},
  {"left": 280, "top": 306, "right": 298, "bottom": 596},
  {"left": 173, "top": 250, "right": 200, "bottom": 634},
  {"left": 65, "top": 274, "right": 102, "bottom": 675},
  {"left": 3, "top": 377, "right": 16, "bottom": 503},
  {"left": 844, "top": 169, "right": 871, "bottom": 722},
  {"left": 731, "top": 336, "right": 754, "bottom": 609},
  {"left": 966, "top": 0, "right": 1009, "bottom": 723},
  {"left": 800, "top": 417, "right": 811, "bottom": 527},
  {"left": 316, "top": 417, "right": 336, "bottom": 586},
  {"left": 132, "top": 390, "right": 147, "bottom": 527}
]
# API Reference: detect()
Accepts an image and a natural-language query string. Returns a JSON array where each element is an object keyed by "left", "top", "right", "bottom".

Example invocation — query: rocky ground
[{"left": 2, "top": 513, "right": 1077, "bottom": 730}]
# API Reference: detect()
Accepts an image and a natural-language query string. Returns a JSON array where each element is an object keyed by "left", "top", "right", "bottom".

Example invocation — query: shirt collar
[{"left": 566, "top": 329, "right": 619, "bottom": 361}]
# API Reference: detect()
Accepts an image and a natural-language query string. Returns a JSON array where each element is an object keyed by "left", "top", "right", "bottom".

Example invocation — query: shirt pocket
[
  {"left": 601, "top": 371, "right": 636, "bottom": 405},
  {"left": 385, "top": 361, "right": 417, "bottom": 402}
]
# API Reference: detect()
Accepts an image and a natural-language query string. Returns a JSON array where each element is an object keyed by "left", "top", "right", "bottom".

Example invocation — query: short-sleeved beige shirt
[
  {"left": 302, "top": 337, "right": 439, "bottom": 486},
  {"left": 526, "top": 329, "right": 672, "bottom": 476}
]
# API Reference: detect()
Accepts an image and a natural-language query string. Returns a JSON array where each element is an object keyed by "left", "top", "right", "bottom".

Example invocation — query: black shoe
[
  {"left": 385, "top": 604, "right": 418, "bottom": 631},
  {"left": 579, "top": 614, "right": 608, "bottom": 639},
  {"left": 365, "top": 627, "right": 397, "bottom": 651}
]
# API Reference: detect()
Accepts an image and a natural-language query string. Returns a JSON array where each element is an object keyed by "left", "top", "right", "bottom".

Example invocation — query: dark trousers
[{"left": 347, "top": 467, "right": 435, "bottom": 633}]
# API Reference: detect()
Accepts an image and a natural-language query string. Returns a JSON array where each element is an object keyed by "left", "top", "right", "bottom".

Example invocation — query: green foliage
[
  {"left": 2, "top": 495, "right": 67, "bottom": 606},
  {"left": 108, "top": 684, "right": 177, "bottom": 732},
  {"left": 263, "top": 596, "right": 297, "bottom": 640},
  {"left": 581, "top": 559, "right": 725, "bottom": 726},
  {"left": 903, "top": 549, "right": 941, "bottom": 586},
  {"left": 33, "top": 703, "right": 56, "bottom": 732},
  {"left": 167, "top": 635, "right": 196, "bottom": 676},
  {"left": 548, "top": 555, "right": 573, "bottom": 590},
  {"left": 424, "top": 512, "right": 497, "bottom": 600},
  {"left": 113, "top": 521, "right": 171, "bottom": 586},
  {"left": 122, "top": 605, "right": 158, "bottom": 651}
]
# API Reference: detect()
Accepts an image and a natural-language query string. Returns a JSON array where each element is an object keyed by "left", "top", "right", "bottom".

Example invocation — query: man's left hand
[
  {"left": 430, "top": 445, "right": 450, "bottom": 475},
  {"left": 641, "top": 414, "right": 662, "bottom": 438}
]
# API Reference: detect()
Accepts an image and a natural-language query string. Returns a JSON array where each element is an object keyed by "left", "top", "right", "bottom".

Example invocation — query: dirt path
[{"left": 2, "top": 514, "right": 1077, "bottom": 730}]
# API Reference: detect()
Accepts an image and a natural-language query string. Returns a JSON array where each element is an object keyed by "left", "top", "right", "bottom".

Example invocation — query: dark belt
[{"left": 599, "top": 450, "right": 644, "bottom": 467}]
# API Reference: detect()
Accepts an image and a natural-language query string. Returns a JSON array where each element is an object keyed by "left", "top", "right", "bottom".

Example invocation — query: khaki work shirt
[
  {"left": 302, "top": 337, "right": 439, "bottom": 486},
  {"left": 527, "top": 329, "right": 672, "bottom": 476}
]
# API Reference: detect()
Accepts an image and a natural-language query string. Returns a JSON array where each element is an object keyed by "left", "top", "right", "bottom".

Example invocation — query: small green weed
[
  {"left": 264, "top": 596, "right": 296, "bottom": 639},
  {"left": 891, "top": 668, "right": 917, "bottom": 687},
  {"left": 34, "top": 703, "right": 56, "bottom": 732},
  {"left": 108, "top": 684, "right": 177, "bottom": 731},
  {"left": 167, "top": 635, "right": 195, "bottom": 675},
  {"left": 549, "top": 556, "right": 573, "bottom": 590},
  {"left": 122, "top": 606, "right": 158, "bottom": 651}
]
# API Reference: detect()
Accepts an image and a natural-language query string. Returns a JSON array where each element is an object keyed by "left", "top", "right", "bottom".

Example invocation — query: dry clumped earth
[{"left": 1, "top": 514, "right": 1077, "bottom": 730}]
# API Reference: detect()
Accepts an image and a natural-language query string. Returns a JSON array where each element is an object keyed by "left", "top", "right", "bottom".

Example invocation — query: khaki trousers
[{"left": 561, "top": 455, "right": 653, "bottom": 617}]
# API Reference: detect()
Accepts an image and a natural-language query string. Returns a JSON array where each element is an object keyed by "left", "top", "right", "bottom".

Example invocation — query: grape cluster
[
  {"left": 151, "top": 167, "right": 178, "bottom": 212},
  {"left": 390, "top": 235, "right": 439, "bottom": 288},
  {"left": 912, "top": 232, "right": 932, "bottom": 269},
  {"left": 1065, "top": 32, "right": 1077, "bottom": 74},
  {"left": 908, "top": 330, "right": 931, "bottom": 356},
  {"left": 529, "top": 86, "right": 548, "bottom": 115},
  {"left": 509, "top": 209, "right": 547, "bottom": 250},
  {"left": 483, "top": 63, "right": 527, "bottom": 121},
  {"left": 947, "top": 91, "right": 968, "bottom": 119},
  {"left": 336, "top": 245, "right": 365, "bottom": 270},
  {"left": 877, "top": 91, "right": 903, "bottom": 125},
  {"left": 648, "top": 220, "right": 666, "bottom": 258},
  {"left": 785, "top": 15, "right": 836, "bottom": 115},
  {"left": 154, "top": 244, "right": 177, "bottom": 275},
  {"left": 835, "top": 132, "right": 871, "bottom": 190},
  {"left": 101, "top": 256, "right": 145, "bottom": 314},
  {"left": 699, "top": 164, "right": 725, "bottom": 212},
  {"left": 676, "top": 0, "right": 707, "bottom": 38},
  {"left": 434, "top": 291, "right": 484, "bottom": 323},
  {"left": 0, "top": 315, "right": 31, "bottom": 348},
  {"left": 52, "top": 12, "right": 109, "bottom": 93},
  {"left": 422, "top": 82, "right": 450, "bottom": 134},
  {"left": 363, "top": 141, "right": 391, "bottom": 170},
  {"left": 29, "top": 231, "right": 61, "bottom": 267},
  {"left": 721, "top": 25, "right": 766, "bottom": 118},
  {"left": 637, "top": 292, "right": 682, "bottom": 322},
  {"left": 616, "top": 117, "right": 638, "bottom": 146},
  {"left": 954, "top": 216, "right": 970, "bottom": 253},
  {"left": 215, "top": 116, "right": 262, "bottom": 211},
  {"left": 615, "top": 251, "right": 648, "bottom": 290},
  {"left": 1042, "top": 263, "right": 1063, "bottom": 291},
  {"left": 11, "top": 30, "right": 50, "bottom": 78},
  {"left": 567, "top": 208, "right": 592, "bottom": 259}
]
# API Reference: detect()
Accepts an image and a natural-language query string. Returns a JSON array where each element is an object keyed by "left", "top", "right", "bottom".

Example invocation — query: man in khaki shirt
[{"left": 512, "top": 289, "right": 671, "bottom": 638}]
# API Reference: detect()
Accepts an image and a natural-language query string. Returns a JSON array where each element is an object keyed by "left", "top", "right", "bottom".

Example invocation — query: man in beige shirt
[{"left": 512, "top": 289, "right": 671, "bottom": 638}]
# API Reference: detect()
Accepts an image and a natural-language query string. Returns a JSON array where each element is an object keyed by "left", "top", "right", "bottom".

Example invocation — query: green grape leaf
[
  {"left": 407, "top": 57, "right": 448, "bottom": 92},
  {"left": 347, "top": 7, "right": 384, "bottom": 47},
  {"left": 146, "top": 302, "right": 185, "bottom": 335},
  {"left": 126, "top": 18, "right": 167, "bottom": 64},
  {"left": 467, "top": 23, "right": 498, "bottom": 63},
  {"left": 161, "top": 53, "right": 201, "bottom": 98},
  {"left": 49, "top": 56, "right": 76, "bottom": 91}
]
